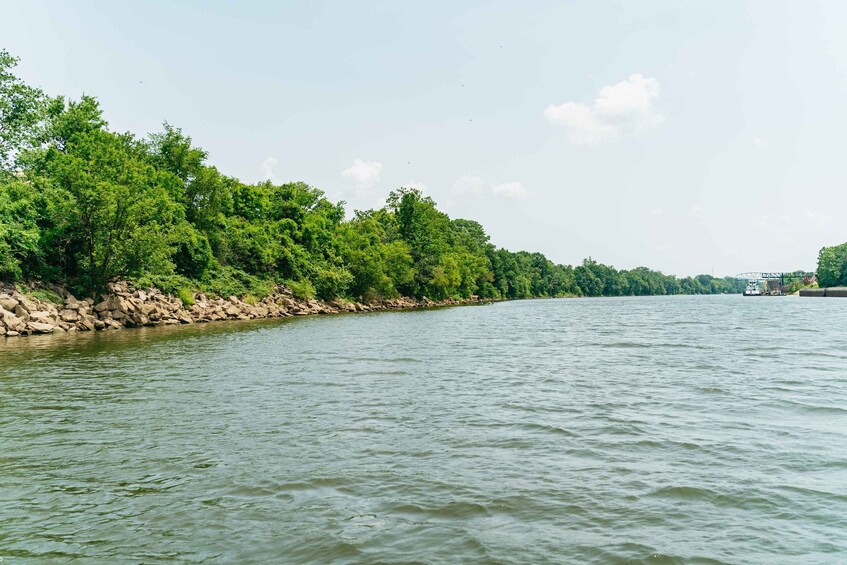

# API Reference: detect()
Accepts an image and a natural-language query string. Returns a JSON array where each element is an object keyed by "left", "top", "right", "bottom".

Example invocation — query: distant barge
[
  {"left": 742, "top": 280, "right": 784, "bottom": 296},
  {"left": 743, "top": 280, "right": 762, "bottom": 296}
]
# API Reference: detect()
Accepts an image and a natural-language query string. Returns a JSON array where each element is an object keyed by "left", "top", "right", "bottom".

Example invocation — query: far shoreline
[{"left": 1, "top": 282, "right": 760, "bottom": 342}]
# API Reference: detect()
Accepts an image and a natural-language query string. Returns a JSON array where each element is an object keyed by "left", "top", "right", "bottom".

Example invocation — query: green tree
[
  {"left": 35, "top": 109, "right": 183, "bottom": 294},
  {"left": 387, "top": 188, "right": 454, "bottom": 298},
  {"left": 817, "top": 243, "right": 847, "bottom": 287},
  {"left": 0, "top": 50, "right": 46, "bottom": 171},
  {"left": 575, "top": 260, "right": 603, "bottom": 297},
  {"left": 337, "top": 211, "right": 413, "bottom": 299}
]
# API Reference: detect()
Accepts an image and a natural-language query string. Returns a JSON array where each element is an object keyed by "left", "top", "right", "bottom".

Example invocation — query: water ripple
[{"left": 2, "top": 296, "right": 847, "bottom": 563}]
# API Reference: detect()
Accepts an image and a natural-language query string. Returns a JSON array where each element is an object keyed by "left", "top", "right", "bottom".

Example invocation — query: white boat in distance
[{"left": 743, "top": 280, "right": 762, "bottom": 296}]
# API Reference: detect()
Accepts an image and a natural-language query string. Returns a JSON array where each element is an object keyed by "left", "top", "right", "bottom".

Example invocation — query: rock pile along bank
[{"left": 0, "top": 282, "right": 487, "bottom": 338}]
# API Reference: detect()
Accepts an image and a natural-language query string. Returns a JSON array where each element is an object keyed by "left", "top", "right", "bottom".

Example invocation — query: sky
[{"left": 2, "top": 0, "right": 846, "bottom": 277}]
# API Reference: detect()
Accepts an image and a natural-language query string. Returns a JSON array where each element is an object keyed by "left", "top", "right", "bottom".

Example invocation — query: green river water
[{"left": 2, "top": 295, "right": 846, "bottom": 564}]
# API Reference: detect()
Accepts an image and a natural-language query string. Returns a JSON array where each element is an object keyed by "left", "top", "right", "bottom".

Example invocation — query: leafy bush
[
  {"left": 171, "top": 222, "right": 212, "bottom": 279},
  {"left": 199, "top": 265, "right": 273, "bottom": 299},
  {"left": 0, "top": 239, "right": 20, "bottom": 282},
  {"left": 0, "top": 177, "right": 42, "bottom": 281},
  {"left": 307, "top": 262, "right": 353, "bottom": 300},
  {"left": 133, "top": 272, "right": 193, "bottom": 297},
  {"left": 287, "top": 279, "right": 316, "bottom": 300},
  {"left": 177, "top": 286, "right": 195, "bottom": 307}
]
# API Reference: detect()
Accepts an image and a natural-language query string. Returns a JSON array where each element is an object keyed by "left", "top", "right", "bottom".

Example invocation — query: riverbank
[
  {"left": 0, "top": 282, "right": 492, "bottom": 339},
  {"left": 799, "top": 287, "right": 847, "bottom": 297}
]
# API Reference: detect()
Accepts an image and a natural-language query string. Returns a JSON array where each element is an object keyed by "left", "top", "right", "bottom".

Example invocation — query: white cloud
[
  {"left": 544, "top": 74, "right": 663, "bottom": 145},
  {"left": 403, "top": 179, "right": 428, "bottom": 193},
  {"left": 260, "top": 157, "right": 279, "bottom": 182},
  {"left": 752, "top": 213, "right": 791, "bottom": 229},
  {"left": 687, "top": 205, "right": 705, "bottom": 220},
  {"left": 492, "top": 181, "right": 528, "bottom": 199},
  {"left": 754, "top": 137, "right": 767, "bottom": 150},
  {"left": 805, "top": 210, "right": 832, "bottom": 227},
  {"left": 452, "top": 175, "right": 485, "bottom": 196},
  {"left": 451, "top": 176, "right": 528, "bottom": 199},
  {"left": 342, "top": 158, "right": 383, "bottom": 196}
]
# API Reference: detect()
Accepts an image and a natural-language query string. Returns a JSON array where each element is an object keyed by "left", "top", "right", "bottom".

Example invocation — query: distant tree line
[{"left": 0, "top": 50, "right": 746, "bottom": 300}]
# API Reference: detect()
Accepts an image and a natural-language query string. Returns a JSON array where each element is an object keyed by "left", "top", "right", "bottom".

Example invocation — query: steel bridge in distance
[{"left": 735, "top": 272, "right": 815, "bottom": 282}]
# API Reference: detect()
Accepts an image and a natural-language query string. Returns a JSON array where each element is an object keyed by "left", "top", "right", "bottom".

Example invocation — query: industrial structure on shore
[{"left": 735, "top": 272, "right": 815, "bottom": 296}]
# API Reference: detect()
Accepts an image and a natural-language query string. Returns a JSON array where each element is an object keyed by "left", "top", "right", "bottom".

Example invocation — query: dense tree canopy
[{"left": 0, "top": 52, "right": 749, "bottom": 299}]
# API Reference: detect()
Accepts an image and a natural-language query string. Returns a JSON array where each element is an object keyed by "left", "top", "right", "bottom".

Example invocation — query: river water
[{"left": 2, "top": 296, "right": 846, "bottom": 564}]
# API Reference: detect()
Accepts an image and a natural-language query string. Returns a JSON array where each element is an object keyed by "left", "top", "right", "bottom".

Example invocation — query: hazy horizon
[{"left": 3, "top": 0, "right": 846, "bottom": 277}]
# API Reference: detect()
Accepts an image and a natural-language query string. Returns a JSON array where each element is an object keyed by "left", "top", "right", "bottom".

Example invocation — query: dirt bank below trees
[{"left": 0, "top": 282, "right": 491, "bottom": 339}]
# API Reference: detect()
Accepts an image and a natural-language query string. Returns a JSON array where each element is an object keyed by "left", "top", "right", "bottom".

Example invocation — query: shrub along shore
[{"left": 0, "top": 49, "right": 747, "bottom": 339}]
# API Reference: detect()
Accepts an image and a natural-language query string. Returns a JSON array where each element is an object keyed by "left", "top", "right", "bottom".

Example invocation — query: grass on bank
[
  {"left": 134, "top": 267, "right": 316, "bottom": 306},
  {"left": 134, "top": 265, "right": 275, "bottom": 303},
  {"left": 18, "top": 286, "right": 64, "bottom": 305}
]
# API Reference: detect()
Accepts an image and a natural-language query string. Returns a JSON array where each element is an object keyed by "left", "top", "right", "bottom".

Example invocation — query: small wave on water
[
  {"left": 388, "top": 501, "right": 492, "bottom": 520},
  {"left": 479, "top": 420, "right": 576, "bottom": 437},
  {"left": 605, "top": 341, "right": 651, "bottom": 348},
  {"left": 697, "top": 386, "right": 725, "bottom": 393},
  {"left": 779, "top": 400, "right": 847, "bottom": 414}
]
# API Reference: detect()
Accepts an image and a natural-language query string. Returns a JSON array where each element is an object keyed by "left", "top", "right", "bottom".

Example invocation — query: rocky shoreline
[{"left": 0, "top": 282, "right": 490, "bottom": 339}]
